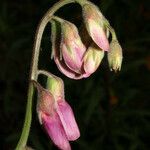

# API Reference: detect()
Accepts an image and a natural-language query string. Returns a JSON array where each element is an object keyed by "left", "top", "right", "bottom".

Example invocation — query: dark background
[{"left": 0, "top": 0, "right": 150, "bottom": 149}]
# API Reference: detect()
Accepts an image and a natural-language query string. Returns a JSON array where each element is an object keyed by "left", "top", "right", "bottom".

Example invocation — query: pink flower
[
  {"left": 54, "top": 20, "right": 86, "bottom": 79},
  {"left": 41, "top": 111, "right": 71, "bottom": 150},
  {"left": 53, "top": 20, "right": 105, "bottom": 79},
  {"left": 82, "top": 2, "right": 109, "bottom": 51},
  {"left": 83, "top": 43, "right": 104, "bottom": 76},
  {"left": 33, "top": 77, "right": 80, "bottom": 150},
  {"left": 61, "top": 21, "right": 86, "bottom": 73},
  {"left": 56, "top": 100, "right": 80, "bottom": 141},
  {"left": 52, "top": 20, "right": 86, "bottom": 79}
]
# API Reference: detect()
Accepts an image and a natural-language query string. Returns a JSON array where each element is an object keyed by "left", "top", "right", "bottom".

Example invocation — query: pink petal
[
  {"left": 89, "top": 20, "right": 109, "bottom": 51},
  {"left": 56, "top": 100, "right": 80, "bottom": 141},
  {"left": 42, "top": 112, "right": 71, "bottom": 150},
  {"left": 82, "top": 73, "right": 91, "bottom": 78},
  {"left": 61, "top": 21, "right": 86, "bottom": 73},
  {"left": 83, "top": 46, "right": 104, "bottom": 75},
  {"left": 84, "top": 58, "right": 96, "bottom": 74},
  {"left": 54, "top": 57, "right": 83, "bottom": 80},
  {"left": 62, "top": 44, "right": 83, "bottom": 73}
]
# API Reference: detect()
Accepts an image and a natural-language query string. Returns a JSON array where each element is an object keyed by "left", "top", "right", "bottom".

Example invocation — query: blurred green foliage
[{"left": 0, "top": 0, "right": 150, "bottom": 150}]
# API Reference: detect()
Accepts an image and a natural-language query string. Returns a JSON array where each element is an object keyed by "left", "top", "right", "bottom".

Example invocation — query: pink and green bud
[
  {"left": 83, "top": 43, "right": 104, "bottom": 76},
  {"left": 51, "top": 18, "right": 84, "bottom": 79},
  {"left": 33, "top": 77, "right": 80, "bottom": 150},
  {"left": 107, "top": 40, "right": 123, "bottom": 71},
  {"left": 82, "top": 3, "right": 109, "bottom": 51},
  {"left": 54, "top": 57, "right": 84, "bottom": 79},
  {"left": 33, "top": 81, "right": 55, "bottom": 124},
  {"left": 61, "top": 21, "right": 86, "bottom": 73},
  {"left": 46, "top": 76, "right": 80, "bottom": 141},
  {"left": 53, "top": 18, "right": 106, "bottom": 79},
  {"left": 46, "top": 76, "right": 64, "bottom": 100}
]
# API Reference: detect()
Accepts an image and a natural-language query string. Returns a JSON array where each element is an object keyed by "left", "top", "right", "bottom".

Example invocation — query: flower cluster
[
  {"left": 33, "top": 1, "right": 123, "bottom": 150},
  {"left": 52, "top": 2, "right": 123, "bottom": 79},
  {"left": 33, "top": 75, "right": 80, "bottom": 150}
]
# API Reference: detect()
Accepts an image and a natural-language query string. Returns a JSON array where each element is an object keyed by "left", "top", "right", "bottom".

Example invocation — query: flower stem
[
  {"left": 103, "top": 19, "right": 117, "bottom": 40},
  {"left": 37, "top": 70, "right": 59, "bottom": 79},
  {"left": 31, "top": 0, "right": 75, "bottom": 81},
  {"left": 15, "top": 0, "right": 75, "bottom": 149}
]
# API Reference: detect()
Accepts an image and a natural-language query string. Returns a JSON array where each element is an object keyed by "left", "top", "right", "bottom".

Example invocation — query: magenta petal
[
  {"left": 87, "top": 19, "right": 109, "bottom": 51},
  {"left": 54, "top": 57, "right": 83, "bottom": 80},
  {"left": 61, "top": 21, "right": 86, "bottom": 73},
  {"left": 42, "top": 112, "right": 71, "bottom": 150},
  {"left": 62, "top": 44, "right": 83, "bottom": 73},
  {"left": 56, "top": 100, "right": 80, "bottom": 141},
  {"left": 91, "top": 27, "right": 109, "bottom": 51},
  {"left": 82, "top": 73, "right": 91, "bottom": 78}
]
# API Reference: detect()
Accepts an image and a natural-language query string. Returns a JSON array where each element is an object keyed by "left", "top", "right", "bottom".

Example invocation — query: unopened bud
[
  {"left": 32, "top": 76, "right": 80, "bottom": 150},
  {"left": 82, "top": 2, "right": 109, "bottom": 51},
  {"left": 46, "top": 76, "right": 64, "bottom": 100},
  {"left": 61, "top": 21, "right": 86, "bottom": 73},
  {"left": 83, "top": 43, "right": 104, "bottom": 76},
  {"left": 107, "top": 40, "right": 123, "bottom": 71},
  {"left": 32, "top": 81, "right": 55, "bottom": 124}
]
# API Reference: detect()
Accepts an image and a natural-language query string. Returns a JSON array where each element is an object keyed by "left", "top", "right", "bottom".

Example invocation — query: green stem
[
  {"left": 15, "top": 0, "right": 75, "bottom": 149},
  {"left": 108, "top": 26, "right": 117, "bottom": 40},
  {"left": 38, "top": 70, "right": 58, "bottom": 79},
  {"left": 52, "top": 16, "right": 65, "bottom": 23},
  {"left": 50, "top": 20, "right": 57, "bottom": 60},
  {"left": 104, "top": 19, "right": 117, "bottom": 40},
  {"left": 31, "top": 0, "right": 75, "bottom": 80},
  {"left": 75, "top": 0, "right": 87, "bottom": 5}
]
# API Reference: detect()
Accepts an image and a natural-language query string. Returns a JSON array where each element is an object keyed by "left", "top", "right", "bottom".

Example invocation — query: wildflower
[
  {"left": 107, "top": 40, "right": 123, "bottom": 71},
  {"left": 83, "top": 43, "right": 104, "bottom": 77},
  {"left": 54, "top": 20, "right": 86, "bottom": 79},
  {"left": 61, "top": 21, "right": 86, "bottom": 73},
  {"left": 53, "top": 19, "right": 105, "bottom": 79},
  {"left": 33, "top": 76, "right": 80, "bottom": 150},
  {"left": 82, "top": 2, "right": 109, "bottom": 51}
]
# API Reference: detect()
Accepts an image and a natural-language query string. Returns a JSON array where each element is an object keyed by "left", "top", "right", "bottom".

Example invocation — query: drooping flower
[
  {"left": 83, "top": 43, "right": 104, "bottom": 77},
  {"left": 54, "top": 20, "right": 87, "bottom": 79},
  {"left": 60, "top": 21, "right": 86, "bottom": 73},
  {"left": 82, "top": 2, "right": 109, "bottom": 51},
  {"left": 32, "top": 75, "right": 80, "bottom": 150},
  {"left": 107, "top": 40, "right": 123, "bottom": 71},
  {"left": 52, "top": 19, "right": 105, "bottom": 79},
  {"left": 54, "top": 42, "right": 105, "bottom": 79},
  {"left": 41, "top": 109, "right": 71, "bottom": 150}
]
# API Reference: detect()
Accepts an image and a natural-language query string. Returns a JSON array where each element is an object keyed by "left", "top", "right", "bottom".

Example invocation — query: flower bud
[
  {"left": 82, "top": 2, "right": 109, "bottom": 51},
  {"left": 32, "top": 81, "right": 55, "bottom": 124},
  {"left": 54, "top": 57, "right": 84, "bottom": 79},
  {"left": 83, "top": 43, "right": 104, "bottom": 76},
  {"left": 46, "top": 76, "right": 64, "bottom": 100},
  {"left": 61, "top": 21, "right": 86, "bottom": 73},
  {"left": 107, "top": 40, "right": 123, "bottom": 71},
  {"left": 42, "top": 110, "right": 71, "bottom": 150},
  {"left": 34, "top": 81, "right": 71, "bottom": 150},
  {"left": 51, "top": 18, "right": 85, "bottom": 79},
  {"left": 46, "top": 76, "right": 80, "bottom": 141},
  {"left": 33, "top": 76, "right": 80, "bottom": 149}
]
